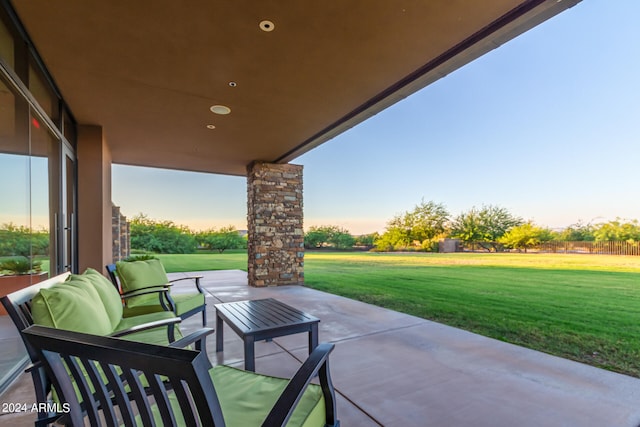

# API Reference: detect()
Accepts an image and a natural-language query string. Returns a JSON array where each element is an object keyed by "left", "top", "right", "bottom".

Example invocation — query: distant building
[{"left": 439, "top": 239, "right": 461, "bottom": 253}]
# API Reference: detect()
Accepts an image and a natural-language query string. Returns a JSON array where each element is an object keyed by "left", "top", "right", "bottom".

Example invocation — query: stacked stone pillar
[
  {"left": 247, "top": 162, "right": 304, "bottom": 287},
  {"left": 111, "top": 203, "right": 130, "bottom": 262}
]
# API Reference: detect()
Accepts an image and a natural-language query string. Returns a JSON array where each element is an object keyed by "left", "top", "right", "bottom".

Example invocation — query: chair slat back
[{"left": 23, "top": 325, "right": 226, "bottom": 427}]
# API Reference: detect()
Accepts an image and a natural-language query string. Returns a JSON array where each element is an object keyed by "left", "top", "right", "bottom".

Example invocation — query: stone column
[
  {"left": 111, "top": 203, "right": 131, "bottom": 261},
  {"left": 122, "top": 218, "right": 130, "bottom": 259},
  {"left": 247, "top": 162, "right": 304, "bottom": 287},
  {"left": 112, "top": 203, "right": 121, "bottom": 261}
]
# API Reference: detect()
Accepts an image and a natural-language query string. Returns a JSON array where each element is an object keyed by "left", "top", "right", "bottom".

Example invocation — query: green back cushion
[
  {"left": 75, "top": 268, "right": 123, "bottom": 329},
  {"left": 116, "top": 259, "right": 169, "bottom": 308},
  {"left": 31, "top": 277, "right": 113, "bottom": 335}
]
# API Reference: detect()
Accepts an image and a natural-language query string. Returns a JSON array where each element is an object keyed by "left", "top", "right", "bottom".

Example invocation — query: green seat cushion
[
  {"left": 172, "top": 292, "right": 205, "bottom": 316},
  {"left": 115, "top": 311, "right": 183, "bottom": 345},
  {"left": 116, "top": 259, "right": 170, "bottom": 308},
  {"left": 31, "top": 277, "right": 113, "bottom": 336},
  {"left": 114, "top": 310, "right": 177, "bottom": 333},
  {"left": 119, "top": 324, "right": 184, "bottom": 346},
  {"left": 71, "top": 268, "right": 124, "bottom": 329},
  {"left": 137, "top": 367, "right": 325, "bottom": 427},
  {"left": 121, "top": 292, "right": 204, "bottom": 318},
  {"left": 210, "top": 365, "right": 326, "bottom": 427}
]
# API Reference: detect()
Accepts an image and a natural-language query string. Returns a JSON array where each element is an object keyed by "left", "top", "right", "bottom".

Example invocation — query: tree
[
  {"left": 592, "top": 219, "right": 640, "bottom": 242},
  {"left": 196, "top": 226, "right": 246, "bottom": 253},
  {"left": 499, "top": 222, "right": 554, "bottom": 252},
  {"left": 354, "top": 233, "right": 379, "bottom": 248},
  {"left": 328, "top": 230, "right": 356, "bottom": 249},
  {"left": 0, "top": 223, "right": 49, "bottom": 257},
  {"left": 0, "top": 223, "right": 32, "bottom": 257},
  {"left": 130, "top": 214, "right": 197, "bottom": 254},
  {"left": 450, "top": 205, "right": 522, "bottom": 252},
  {"left": 304, "top": 226, "right": 355, "bottom": 250},
  {"left": 448, "top": 208, "right": 484, "bottom": 244},
  {"left": 304, "top": 227, "right": 332, "bottom": 249},
  {"left": 375, "top": 200, "right": 449, "bottom": 251},
  {"left": 557, "top": 221, "right": 595, "bottom": 241},
  {"left": 374, "top": 227, "right": 406, "bottom": 252}
]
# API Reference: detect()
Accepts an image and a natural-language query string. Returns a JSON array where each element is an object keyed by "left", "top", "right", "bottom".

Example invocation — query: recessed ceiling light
[
  {"left": 259, "top": 20, "right": 275, "bottom": 32},
  {"left": 229, "top": 81, "right": 237, "bottom": 87},
  {"left": 210, "top": 105, "right": 231, "bottom": 115},
  {"left": 206, "top": 124, "right": 216, "bottom": 129}
]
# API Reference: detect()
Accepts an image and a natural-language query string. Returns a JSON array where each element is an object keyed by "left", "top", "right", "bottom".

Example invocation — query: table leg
[
  {"left": 244, "top": 336, "right": 256, "bottom": 372},
  {"left": 309, "top": 323, "right": 319, "bottom": 354},
  {"left": 216, "top": 313, "right": 224, "bottom": 352}
]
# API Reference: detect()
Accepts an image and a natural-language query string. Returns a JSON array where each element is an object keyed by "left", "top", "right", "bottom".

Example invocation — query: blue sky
[{"left": 113, "top": 0, "right": 640, "bottom": 234}]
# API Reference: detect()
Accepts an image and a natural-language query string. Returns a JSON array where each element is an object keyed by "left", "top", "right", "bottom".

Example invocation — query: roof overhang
[{"left": 10, "top": 0, "right": 580, "bottom": 176}]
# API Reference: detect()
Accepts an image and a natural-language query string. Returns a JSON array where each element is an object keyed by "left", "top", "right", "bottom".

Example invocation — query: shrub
[
  {"left": 123, "top": 254, "right": 159, "bottom": 262},
  {"left": 130, "top": 214, "right": 197, "bottom": 254},
  {"left": 304, "top": 226, "right": 355, "bottom": 250},
  {"left": 195, "top": 226, "right": 247, "bottom": 253},
  {"left": 0, "top": 223, "right": 50, "bottom": 257},
  {"left": 0, "top": 256, "right": 42, "bottom": 275}
]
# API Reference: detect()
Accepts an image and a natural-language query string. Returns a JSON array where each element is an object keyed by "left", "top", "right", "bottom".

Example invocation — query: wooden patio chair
[{"left": 23, "top": 325, "right": 340, "bottom": 427}]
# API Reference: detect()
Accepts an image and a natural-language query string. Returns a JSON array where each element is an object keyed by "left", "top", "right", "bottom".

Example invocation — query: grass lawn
[
  {"left": 157, "top": 250, "right": 247, "bottom": 273},
  {"left": 304, "top": 252, "right": 640, "bottom": 377},
  {"left": 158, "top": 250, "right": 640, "bottom": 377}
]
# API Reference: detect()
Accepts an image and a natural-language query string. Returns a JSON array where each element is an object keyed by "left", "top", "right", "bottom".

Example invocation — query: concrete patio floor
[{"left": 1, "top": 269, "right": 639, "bottom": 426}]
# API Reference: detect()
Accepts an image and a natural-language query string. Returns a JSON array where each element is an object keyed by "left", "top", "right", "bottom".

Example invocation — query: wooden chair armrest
[
  {"left": 262, "top": 343, "right": 339, "bottom": 427},
  {"left": 108, "top": 317, "right": 182, "bottom": 338},
  {"left": 169, "top": 327, "right": 215, "bottom": 351}
]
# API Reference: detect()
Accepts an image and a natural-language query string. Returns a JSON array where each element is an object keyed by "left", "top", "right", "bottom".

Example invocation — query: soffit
[{"left": 10, "top": 0, "right": 579, "bottom": 176}]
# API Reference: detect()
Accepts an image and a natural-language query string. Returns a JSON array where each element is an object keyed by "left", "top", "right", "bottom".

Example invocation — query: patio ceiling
[{"left": 11, "top": 0, "right": 579, "bottom": 176}]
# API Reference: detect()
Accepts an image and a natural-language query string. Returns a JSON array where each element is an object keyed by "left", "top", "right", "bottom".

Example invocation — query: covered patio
[
  {"left": 1, "top": 0, "right": 585, "bottom": 285},
  {"left": 7, "top": 1, "right": 635, "bottom": 424},
  {"left": 2, "top": 270, "right": 639, "bottom": 426}
]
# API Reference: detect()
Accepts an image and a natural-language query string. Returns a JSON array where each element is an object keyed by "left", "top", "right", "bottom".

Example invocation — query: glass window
[
  {"left": 29, "top": 111, "right": 55, "bottom": 275},
  {"left": 63, "top": 107, "right": 76, "bottom": 147},
  {"left": 0, "top": 75, "right": 28, "bottom": 228},
  {"left": 0, "top": 3, "right": 77, "bottom": 392},
  {"left": 0, "top": 73, "right": 29, "bottom": 390},
  {"left": 28, "top": 61, "right": 59, "bottom": 124},
  {"left": 0, "top": 73, "right": 16, "bottom": 141},
  {"left": 0, "top": 76, "right": 52, "bottom": 276},
  {"left": 0, "top": 14, "right": 14, "bottom": 68}
]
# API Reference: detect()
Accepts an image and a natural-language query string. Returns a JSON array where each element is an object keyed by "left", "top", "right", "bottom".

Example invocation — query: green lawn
[
  {"left": 159, "top": 251, "right": 640, "bottom": 377},
  {"left": 304, "top": 252, "right": 640, "bottom": 377},
  {"left": 157, "top": 250, "right": 247, "bottom": 272}
]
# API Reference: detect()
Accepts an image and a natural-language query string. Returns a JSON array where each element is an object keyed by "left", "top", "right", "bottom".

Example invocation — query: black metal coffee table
[{"left": 214, "top": 298, "right": 320, "bottom": 372}]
